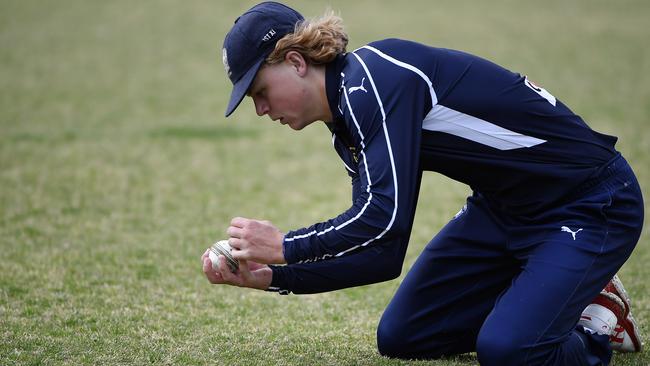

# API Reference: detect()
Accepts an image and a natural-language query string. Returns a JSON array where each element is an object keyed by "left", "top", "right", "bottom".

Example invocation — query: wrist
[
  {"left": 266, "top": 265, "right": 291, "bottom": 295},
  {"left": 254, "top": 266, "right": 273, "bottom": 290},
  {"left": 276, "top": 232, "right": 287, "bottom": 264}
]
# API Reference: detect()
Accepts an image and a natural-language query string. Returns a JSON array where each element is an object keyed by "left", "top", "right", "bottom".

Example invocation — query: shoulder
[
  {"left": 341, "top": 39, "right": 441, "bottom": 103},
  {"left": 364, "top": 38, "right": 431, "bottom": 54},
  {"left": 341, "top": 39, "right": 432, "bottom": 83},
  {"left": 356, "top": 38, "right": 466, "bottom": 63}
]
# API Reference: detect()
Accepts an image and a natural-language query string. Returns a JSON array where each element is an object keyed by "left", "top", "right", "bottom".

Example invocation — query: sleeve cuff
[
  {"left": 282, "top": 234, "right": 300, "bottom": 264},
  {"left": 265, "top": 265, "right": 291, "bottom": 295}
]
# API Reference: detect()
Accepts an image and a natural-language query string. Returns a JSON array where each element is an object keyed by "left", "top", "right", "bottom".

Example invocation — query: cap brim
[{"left": 225, "top": 57, "right": 265, "bottom": 117}]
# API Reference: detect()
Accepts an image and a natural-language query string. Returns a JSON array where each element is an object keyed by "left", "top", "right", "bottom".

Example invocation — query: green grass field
[{"left": 1, "top": 1, "right": 649, "bottom": 364}]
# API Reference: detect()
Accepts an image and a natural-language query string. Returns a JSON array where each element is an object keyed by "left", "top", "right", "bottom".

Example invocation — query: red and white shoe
[
  {"left": 585, "top": 275, "right": 644, "bottom": 352},
  {"left": 603, "top": 275, "right": 643, "bottom": 352}
]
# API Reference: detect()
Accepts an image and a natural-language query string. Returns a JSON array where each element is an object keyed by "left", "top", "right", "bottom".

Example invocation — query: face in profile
[{"left": 247, "top": 53, "right": 321, "bottom": 130}]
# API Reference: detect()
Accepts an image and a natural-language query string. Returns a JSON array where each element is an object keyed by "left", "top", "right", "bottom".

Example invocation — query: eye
[{"left": 247, "top": 85, "right": 262, "bottom": 98}]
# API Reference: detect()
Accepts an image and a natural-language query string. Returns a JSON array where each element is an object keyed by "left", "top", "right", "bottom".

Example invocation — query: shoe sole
[
  {"left": 606, "top": 275, "right": 643, "bottom": 352},
  {"left": 607, "top": 275, "right": 631, "bottom": 314}
]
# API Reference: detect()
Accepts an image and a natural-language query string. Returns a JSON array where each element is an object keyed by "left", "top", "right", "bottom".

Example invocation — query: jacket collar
[{"left": 325, "top": 53, "right": 347, "bottom": 123}]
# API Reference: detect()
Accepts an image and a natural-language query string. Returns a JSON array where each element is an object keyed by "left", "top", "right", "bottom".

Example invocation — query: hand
[
  {"left": 201, "top": 249, "right": 272, "bottom": 290},
  {"left": 227, "top": 217, "right": 286, "bottom": 264}
]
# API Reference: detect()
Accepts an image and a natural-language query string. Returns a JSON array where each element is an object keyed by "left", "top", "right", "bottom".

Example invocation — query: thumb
[
  {"left": 237, "top": 260, "right": 255, "bottom": 284},
  {"left": 231, "top": 248, "right": 247, "bottom": 261},
  {"left": 238, "top": 259, "right": 249, "bottom": 273}
]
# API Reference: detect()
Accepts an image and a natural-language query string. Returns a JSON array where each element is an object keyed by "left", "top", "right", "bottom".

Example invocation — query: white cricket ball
[
  {"left": 208, "top": 240, "right": 239, "bottom": 272},
  {"left": 208, "top": 250, "right": 221, "bottom": 271}
]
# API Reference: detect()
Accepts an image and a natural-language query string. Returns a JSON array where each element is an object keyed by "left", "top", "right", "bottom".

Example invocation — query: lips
[{"left": 270, "top": 115, "right": 287, "bottom": 125}]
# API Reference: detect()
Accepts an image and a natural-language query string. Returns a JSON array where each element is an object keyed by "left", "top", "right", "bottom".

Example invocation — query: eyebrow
[
  {"left": 247, "top": 64, "right": 267, "bottom": 97},
  {"left": 247, "top": 83, "right": 263, "bottom": 98}
]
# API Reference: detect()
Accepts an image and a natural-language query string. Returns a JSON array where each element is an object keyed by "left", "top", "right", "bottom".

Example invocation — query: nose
[{"left": 253, "top": 97, "right": 269, "bottom": 117}]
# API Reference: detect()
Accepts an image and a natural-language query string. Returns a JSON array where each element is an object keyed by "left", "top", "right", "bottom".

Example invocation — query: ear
[{"left": 285, "top": 51, "right": 308, "bottom": 77}]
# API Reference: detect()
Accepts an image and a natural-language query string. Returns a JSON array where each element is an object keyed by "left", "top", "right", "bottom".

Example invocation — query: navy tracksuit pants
[{"left": 377, "top": 155, "right": 643, "bottom": 365}]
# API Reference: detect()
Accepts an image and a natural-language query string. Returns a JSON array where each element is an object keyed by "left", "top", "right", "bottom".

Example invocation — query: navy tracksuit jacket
[
  {"left": 268, "top": 39, "right": 620, "bottom": 294},
  {"left": 264, "top": 39, "right": 643, "bottom": 365}
]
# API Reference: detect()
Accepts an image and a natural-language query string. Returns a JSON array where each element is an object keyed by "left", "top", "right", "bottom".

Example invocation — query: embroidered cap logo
[
  {"left": 262, "top": 28, "right": 276, "bottom": 42},
  {"left": 222, "top": 48, "right": 231, "bottom": 77}
]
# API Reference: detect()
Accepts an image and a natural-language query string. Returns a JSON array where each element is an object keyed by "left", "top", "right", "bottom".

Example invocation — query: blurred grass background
[{"left": 1, "top": 0, "right": 648, "bottom": 364}]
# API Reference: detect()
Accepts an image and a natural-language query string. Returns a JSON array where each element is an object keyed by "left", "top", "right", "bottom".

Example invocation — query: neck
[{"left": 312, "top": 65, "right": 333, "bottom": 123}]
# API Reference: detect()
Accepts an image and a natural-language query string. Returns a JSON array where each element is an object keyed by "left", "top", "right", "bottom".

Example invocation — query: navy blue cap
[{"left": 222, "top": 2, "right": 304, "bottom": 117}]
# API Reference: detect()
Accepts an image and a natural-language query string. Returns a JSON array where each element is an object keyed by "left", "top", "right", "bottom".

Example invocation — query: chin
[{"left": 288, "top": 119, "right": 317, "bottom": 131}]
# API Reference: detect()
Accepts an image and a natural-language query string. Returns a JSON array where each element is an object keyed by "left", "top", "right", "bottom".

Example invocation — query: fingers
[
  {"left": 229, "top": 239, "right": 252, "bottom": 262},
  {"left": 202, "top": 255, "right": 210, "bottom": 271},
  {"left": 229, "top": 217, "right": 271, "bottom": 232},
  {"left": 227, "top": 218, "right": 250, "bottom": 252},
  {"left": 205, "top": 217, "right": 277, "bottom": 284},
  {"left": 228, "top": 237, "right": 253, "bottom": 262},
  {"left": 228, "top": 237, "right": 245, "bottom": 250},
  {"left": 218, "top": 256, "right": 248, "bottom": 286},
  {"left": 202, "top": 247, "right": 269, "bottom": 290},
  {"left": 202, "top": 256, "right": 224, "bottom": 284},
  {"left": 230, "top": 217, "right": 250, "bottom": 228},
  {"left": 227, "top": 226, "right": 244, "bottom": 238},
  {"left": 230, "top": 247, "right": 247, "bottom": 261},
  {"left": 203, "top": 253, "right": 242, "bottom": 286}
]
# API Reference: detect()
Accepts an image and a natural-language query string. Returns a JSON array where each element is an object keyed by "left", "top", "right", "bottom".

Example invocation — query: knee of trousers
[
  {"left": 376, "top": 316, "right": 408, "bottom": 358},
  {"left": 476, "top": 326, "right": 533, "bottom": 366},
  {"left": 376, "top": 314, "right": 449, "bottom": 359}
]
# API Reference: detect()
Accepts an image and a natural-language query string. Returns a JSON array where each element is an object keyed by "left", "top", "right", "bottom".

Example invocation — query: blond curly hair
[{"left": 266, "top": 10, "right": 348, "bottom": 65}]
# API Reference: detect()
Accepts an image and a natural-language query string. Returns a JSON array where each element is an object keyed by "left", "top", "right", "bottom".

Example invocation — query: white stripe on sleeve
[{"left": 284, "top": 53, "right": 400, "bottom": 263}]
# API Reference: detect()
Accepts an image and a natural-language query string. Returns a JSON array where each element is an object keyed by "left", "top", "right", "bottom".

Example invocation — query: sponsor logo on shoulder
[
  {"left": 348, "top": 77, "right": 367, "bottom": 94},
  {"left": 524, "top": 76, "right": 556, "bottom": 106}
]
